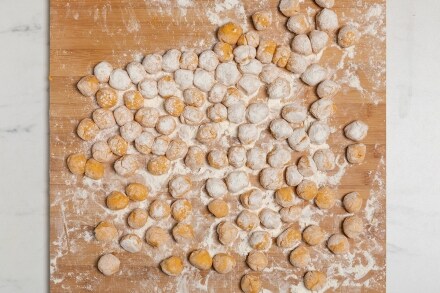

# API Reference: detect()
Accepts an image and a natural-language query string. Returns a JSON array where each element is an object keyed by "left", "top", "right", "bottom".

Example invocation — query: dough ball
[
  {"left": 275, "top": 187, "right": 295, "bottom": 207},
  {"left": 296, "top": 179, "right": 318, "bottom": 200},
  {"left": 280, "top": 206, "right": 302, "bottom": 223},
  {"left": 240, "top": 59, "right": 263, "bottom": 75},
  {"left": 270, "top": 118, "right": 293, "bottom": 140},
  {"left": 316, "top": 80, "right": 339, "bottom": 100},
  {"left": 169, "top": 175, "right": 192, "bottom": 198},
  {"left": 228, "top": 101, "right": 246, "bottom": 124},
  {"left": 77, "top": 75, "right": 99, "bottom": 97},
  {"left": 285, "top": 165, "right": 304, "bottom": 187},
  {"left": 108, "top": 135, "right": 128, "bottom": 156},
  {"left": 77, "top": 118, "right": 99, "bottom": 141},
  {"left": 194, "top": 68, "right": 215, "bottom": 92},
  {"left": 238, "top": 123, "right": 259, "bottom": 145},
  {"left": 172, "top": 223, "right": 195, "bottom": 243},
  {"left": 184, "top": 146, "right": 206, "bottom": 170},
  {"left": 138, "top": 78, "right": 158, "bottom": 99},
  {"left": 93, "top": 108, "right": 116, "bottom": 129},
  {"left": 114, "top": 155, "right": 139, "bottom": 177},
  {"left": 94, "top": 221, "right": 118, "bottom": 242},
  {"left": 260, "top": 63, "right": 280, "bottom": 84},
  {"left": 120, "top": 121, "right": 142, "bottom": 142},
  {"left": 171, "top": 199, "right": 192, "bottom": 222},
  {"left": 246, "top": 251, "right": 268, "bottom": 271},
  {"left": 286, "top": 52, "right": 309, "bottom": 74},
  {"left": 156, "top": 115, "right": 176, "bottom": 135},
  {"left": 282, "top": 103, "right": 307, "bottom": 124},
  {"left": 126, "top": 61, "right": 147, "bottom": 84},
  {"left": 279, "top": 0, "right": 300, "bottom": 17},
  {"left": 94, "top": 61, "right": 113, "bottom": 83},
  {"left": 160, "top": 256, "right": 184, "bottom": 276},
  {"left": 162, "top": 49, "right": 182, "bottom": 73},
  {"left": 267, "top": 147, "right": 291, "bottom": 168},
  {"left": 246, "top": 147, "right": 267, "bottom": 170},
  {"left": 252, "top": 10, "right": 272, "bottom": 31},
  {"left": 145, "top": 226, "right": 170, "bottom": 247},
  {"left": 277, "top": 226, "right": 301, "bottom": 248},
  {"left": 85, "top": 158, "right": 104, "bottom": 180},
  {"left": 259, "top": 208, "right": 281, "bottom": 229},
  {"left": 316, "top": 8, "right": 339, "bottom": 31},
  {"left": 315, "top": 186, "right": 336, "bottom": 209},
  {"left": 217, "top": 22, "right": 243, "bottom": 45},
  {"left": 126, "top": 183, "right": 149, "bottom": 201},
  {"left": 224, "top": 87, "right": 244, "bottom": 107},
  {"left": 199, "top": 50, "right": 219, "bottom": 71},
  {"left": 217, "top": 221, "right": 239, "bottom": 245},
  {"left": 237, "top": 31, "right": 260, "bottom": 48},
  {"left": 183, "top": 87, "right": 206, "bottom": 107},
  {"left": 120, "top": 234, "right": 143, "bottom": 253},
  {"left": 241, "top": 274, "right": 262, "bottom": 293},
  {"left": 207, "top": 103, "right": 228, "bottom": 122},
  {"left": 291, "top": 34, "right": 312, "bottom": 56},
  {"left": 109, "top": 69, "right": 132, "bottom": 91},
  {"left": 297, "top": 155, "right": 317, "bottom": 177},
  {"left": 310, "top": 30, "right": 329, "bottom": 54},
  {"left": 207, "top": 150, "right": 229, "bottom": 169},
  {"left": 92, "top": 141, "right": 113, "bottom": 163},
  {"left": 216, "top": 62, "right": 241, "bottom": 86},
  {"left": 196, "top": 123, "right": 218, "bottom": 144},
  {"left": 151, "top": 135, "right": 171, "bottom": 156},
  {"left": 212, "top": 253, "right": 236, "bottom": 274},
  {"left": 249, "top": 230, "right": 272, "bottom": 250},
  {"left": 189, "top": 249, "right": 212, "bottom": 270},
  {"left": 67, "top": 153, "right": 87, "bottom": 175},
  {"left": 214, "top": 41, "right": 234, "bottom": 63},
  {"left": 158, "top": 75, "right": 179, "bottom": 98},
  {"left": 344, "top": 120, "right": 369, "bottom": 142},
  {"left": 315, "top": 0, "right": 334, "bottom": 8},
  {"left": 142, "top": 53, "right": 162, "bottom": 74},
  {"left": 302, "top": 225, "right": 325, "bottom": 246},
  {"left": 147, "top": 155, "right": 170, "bottom": 176},
  {"left": 209, "top": 83, "right": 227, "bottom": 103},
  {"left": 166, "top": 139, "right": 188, "bottom": 161},
  {"left": 127, "top": 208, "right": 148, "bottom": 229},
  {"left": 289, "top": 245, "right": 310, "bottom": 268},
  {"left": 338, "top": 25, "right": 361, "bottom": 48},
  {"left": 228, "top": 146, "right": 247, "bottom": 168},
  {"left": 272, "top": 45, "right": 291, "bottom": 68},
  {"left": 259, "top": 168, "right": 284, "bottom": 190},
  {"left": 208, "top": 199, "right": 229, "bottom": 218},
  {"left": 301, "top": 64, "right": 327, "bottom": 86},
  {"left": 163, "top": 96, "right": 185, "bottom": 118},
  {"left": 238, "top": 74, "right": 261, "bottom": 96},
  {"left": 343, "top": 215, "right": 363, "bottom": 238},
  {"left": 304, "top": 271, "right": 327, "bottom": 291},
  {"left": 310, "top": 98, "right": 334, "bottom": 120},
  {"left": 97, "top": 254, "right": 120, "bottom": 276},
  {"left": 247, "top": 103, "right": 269, "bottom": 124},
  {"left": 226, "top": 171, "right": 249, "bottom": 193},
  {"left": 308, "top": 121, "right": 330, "bottom": 145},
  {"left": 96, "top": 87, "right": 118, "bottom": 109},
  {"left": 287, "top": 14, "right": 311, "bottom": 35},
  {"left": 174, "top": 69, "right": 194, "bottom": 90},
  {"left": 256, "top": 39, "right": 277, "bottom": 64},
  {"left": 268, "top": 77, "right": 290, "bottom": 100},
  {"left": 343, "top": 192, "right": 363, "bottom": 213},
  {"left": 106, "top": 191, "right": 129, "bottom": 210},
  {"left": 205, "top": 178, "right": 228, "bottom": 198},
  {"left": 240, "top": 189, "right": 264, "bottom": 210},
  {"left": 181, "top": 106, "right": 204, "bottom": 125},
  {"left": 180, "top": 51, "right": 198, "bottom": 70},
  {"left": 313, "top": 148, "right": 335, "bottom": 171},
  {"left": 114, "top": 106, "right": 134, "bottom": 126},
  {"left": 236, "top": 210, "right": 260, "bottom": 231},
  {"left": 327, "top": 233, "right": 350, "bottom": 254}
]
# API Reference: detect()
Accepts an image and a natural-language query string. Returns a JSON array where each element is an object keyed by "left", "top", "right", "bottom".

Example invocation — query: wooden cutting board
[{"left": 50, "top": 0, "right": 386, "bottom": 292}]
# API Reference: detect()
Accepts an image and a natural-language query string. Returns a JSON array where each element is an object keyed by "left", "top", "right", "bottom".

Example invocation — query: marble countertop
[{"left": 0, "top": 0, "right": 439, "bottom": 292}]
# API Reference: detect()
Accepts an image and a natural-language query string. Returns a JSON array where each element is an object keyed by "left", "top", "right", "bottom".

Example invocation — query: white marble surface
[{"left": 0, "top": 0, "right": 439, "bottom": 292}]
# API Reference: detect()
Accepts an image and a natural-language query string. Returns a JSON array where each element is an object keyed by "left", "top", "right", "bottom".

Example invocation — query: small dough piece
[
  {"left": 256, "top": 39, "right": 277, "bottom": 64},
  {"left": 164, "top": 96, "right": 185, "bottom": 117},
  {"left": 149, "top": 199, "right": 171, "bottom": 220},
  {"left": 279, "top": 0, "right": 300, "bottom": 17},
  {"left": 94, "top": 61, "right": 113, "bottom": 83},
  {"left": 240, "top": 59, "right": 263, "bottom": 75},
  {"left": 267, "top": 147, "right": 291, "bottom": 168},
  {"left": 316, "top": 8, "right": 339, "bottom": 32},
  {"left": 252, "top": 10, "right": 272, "bottom": 31},
  {"left": 181, "top": 106, "right": 204, "bottom": 125},
  {"left": 303, "top": 225, "right": 325, "bottom": 246},
  {"left": 327, "top": 234, "right": 350, "bottom": 254},
  {"left": 268, "top": 77, "right": 290, "bottom": 100},
  {"left": 208, "top": 199, "right": 229, "bottom": 218},
  {"left": 259, "top": 168, "right": 284, "bottom": 190},
  {"left": 214, "top": 42, "right": 234, "bottom": 63},
  {"left": 275, "top": 187, "right": 295, "bottom": 207},
  {"left": 160, "top": 256, "right": 184, "bottom": 276},
  {"left": 338, "top": 25, "right": 361, "bottom": 48},
  {"left": 142, "top": 53, "right": 162, "bottom": 74},
  {"left": 233, "top": 45, "right": 256, "bottom": 65},
  {"left": 189, "top": 249, "right": 212, "bottom": 270},
  {"left": 217, "top": 22, "right": 243, "bottom": 45},
  {"left": 217, "top": 221, "right": 238, "bottom": 245},
  {"left": 169, "top": 175, "right": 192, "bottom": 198},
  {"left": 171, "top": 199, "right": 192, "bottom": 222},
  {"left": 85, "top": 158, "right": 104, "bottom": 180},
  {"left": 247, "top": 103, "right": 269, "bottom": 124},
  {"left": 301, "top": 64, "right": 327, "bottom": 86},
  {"left": 344, "top": 121, "right": 369, "bottom": 142},
  {"left": 67, "top": 153, "right": 87, "bottom": 175},
  {"left": 207, "top": 150, "right": 229, "bottom": 169},
  {"left": 343, "top": 192, "right": 363, "bottom": 213},
  {"left": 228, "top": 101, "right": 246, "bottom": 124},
  {"left": 120, "top": 121, "right": 142, "bottom": 142},
  {"left": 286, "top": 53, "right": 309, "bottom": 74},
  {"left": 196, "top": 123, "right": 218, "bottom": 144},
  {"left": 77, "top": 75, "right": 99, "bottom": 97},
  {"left": 286, "top": 14, "right": 311, "bottom": 35},
  {"left": 240, "top": 189, "right": 264, "bottom": 210},
  {"left": 180, "top": 51, "right": 198, "bottom": 70},
  {"left": 296, "top": 179, "right": 318, "bottom": 200},
  {"left": 93, "top": 108, "right": 116, "bottom": 129},
  {"left": 194, "top": 69, "right": 215, "bottom": 92},
  {"left": 77, "top": 118, "right": 99, "bottom": 141},
  {"left": 114, "top": 106, "right": 134, "bottom": 126},
  {"left": 315, "top": 186, "right": 336, "bottom": 209},
  {"left": 237, "top": 31, "right": 260, "bottom": 48},
  {"left": 236, "top": 210, "right": 260, "bottom": 231},
  {"left": 174, "top": 69, "right": 194, "bottom": 90},
  {"left": 109, "top": 69, "right": 131, "bottom": 91},
  {"left": 304, "top": 271, "right": 327, "bottom": 291},
  {"left": 297, "top": 155, "right": 317, "bottom": 177},
  {"left": 151, "top": 135, "right": 171, "bottom": 156},
  {"left": 156, "top": 115, "right": 176, "bottom": 135},
  {"left": 315, "top": 0, "right": 334, "bottom": 8},
  {"left": 216, "top": 62, "right": 241, "bottom": 86},
  {"left": 280, "top": 206, "right": 302, "bottom": 222},
  {"left": 226, "top": 171, "right": 249, "bottom": 193},
  {"left": 228, "top": 146, "right": 247, "bottom": 168},
  {"left": 166, "top": 139, "right": 188, "bottom": 161},
  {"left": 184, "top": 146, "right": 206, "bottom": 170},
  {"left": 246, "top": 251, "right": 268, "bottom": 271},
  {"left": 106, "top": 191, "right": 129, "bottom": 210},
  {"left": 238, "top": 123, "right": 259, "bottom": 145},
  {"left": 96, "top": 88, "right": 118, "bottom": 109},
  {"left": 270, "top": 118, "right": 293, "bottom": 140},
  {"left": 94, "top": 221, "right": 118, "bottom": 242},
  {"left": 223, "top": 87, "right": 244, "bottom": 107},
  {"left": 126, "top": 183, "right": 149, "bottom": 201},
  {"left": 249, "top": 231, "right": 271, "bottom": 250},
  {"left": 209, "top": 83, "right": 227, "bottom": 103},
  {"left": 241, "top": 274, "right": 262, "bottom": 293},
  {"left": 310, "top": 98, "right": 334, "bottom": 120},
  {"left": 285, "top": 165, "right": 304, "bottom": 187},
  {"left": 317, "top": 79, "right": 340, "bottom": 99},
  {"left": 207, "top": 103, "right": 227, "bottom": 122},
  {"left": 127, "top": 208, "right": 148, "bottom": 229},
  {"left": 205, "top": 178, "right": 228, "bottom": 198},
  {"left": 289, "top": 245, "right": 310, "bottom": 268},
  {"left": 310, "top": 30, "right": 329, "bottom": 54},
  {"left": 260, "top": 63, "right": 280, "bottom": 84},
  {"left": 272, "top": 45, "right": 291, "bottom": 68},
  {"left": 147, "top": 156, "right": 170, "bottom": 176},
  {"left": 92, "top": 141, "right": 113, "bottom": 163},
  {"left": 238, "top": 74, "right": 261, "bottom": 96},
  {"left": 158, "top": 75, "right": 179, "bottom": 98},
  {"left": 246, "top": 147, "right": 267, "bottom": 170},
  {"left": 259, "top": 208, "right": 281, "bottom": 229},
  {"left": 120, "top": 234, "right": 143, "bottom": 253},
  {"left": 291, "top": 34, "right": 312, "bottom": 56},
  {"left": 138, "top": 78, "right": 158, "bottom": 99},
  {"left": 126, "top": 61, "right": 147, "bottom": 84},
  {"left": 343, "top": 215, "right": 363, "bottom": 238},
  {"left": 277, "top": 226, "right": 301, "bottom": 248},
  {"left": 282, "top": 103, "right": 307, "bottom": 124},
  {"left": 108, "top": 135, "right": 128, "bottom": 156},
  {"left": 146, "top": 226, "right": 170, "bottom": 247},
  {"left": 162, "top": 49, "right": 182, "bottom": 73},
  {"left": 313, "top": 149, "right": 335, "bottom": 171},
  {"left": 114, "top": 155, "right": 139, "bottom": 177},
  {"left": 199, "top": 50, "right": 219, "bottom": 71},
  {"left": 308, "top": 121, "right": 330, "bottom": 145},
  {"left": 172, "top": 223, "right": 195, "bottom": 243},
  {"left": 212, "top": 253, "right": 236, "bottom": 274},
  {"left": 183, "top": 87, "right": 206, "bottom": 107},
  {"left": 97, "top": 254, "right": 120, "bottom": 276}
]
